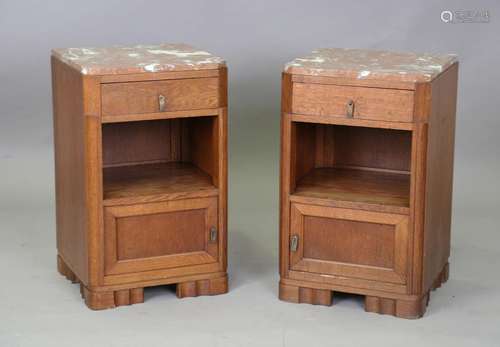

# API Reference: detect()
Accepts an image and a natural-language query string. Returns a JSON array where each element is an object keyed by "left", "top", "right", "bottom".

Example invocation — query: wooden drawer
[
  {"left": 101, "top": 77, "right": 219, "bottom": 116},
  {"left": 289, "top": 203, "right": 409, "bottom": 285},
  {"left": 292, "top": 82, "right": 414, "bottom": 122},
  {"left": 104, "top": 197, "right": 219, "bottom": 276}
]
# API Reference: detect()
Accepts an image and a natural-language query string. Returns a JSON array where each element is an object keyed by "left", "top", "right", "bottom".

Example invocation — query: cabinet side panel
[
  {"left": 52, "top": 57, "right": 88, "bottom": 283},
  {"left": 294, "top": 122, "right": 316, "bottom": 180},
  {"left": 216, "top": 107, "right": 228, "bottom": 272},
  {"left": 190, "top": 116, "right": 219, "bottom": 185},
  {"left": 423, "top": 63, "right": 458, "bottom": 291},
  {"left": 280, "top": 73, "right": 293, "bottom": 277},
  {"left": 218, "top": 66, "right": 228, "bottom": 108},
  {"left": 215, "top": 68, "right": 228, "bottom": 271}
]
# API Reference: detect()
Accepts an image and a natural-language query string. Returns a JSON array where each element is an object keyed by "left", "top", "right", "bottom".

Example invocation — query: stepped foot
[
  {"left": 279, "top": 282, "right": 333, "bottom": 306},
  {"left": 432, "top": 262, "right": 449, "bottom": 290},
  {"left": 176, "top": 275, "right": 228, "bottom": 298},
  {"left": 59, "top": 253, "right": 228, "bottom": 310},
  {"left": 365, "top": 294, "right": 428, "bottom": 319},
  {"left": 82, "top": 286, "right": 144, "bottom": 310},
  {"left": 57, "top": 255, "right": 78, "bottom": 283}
]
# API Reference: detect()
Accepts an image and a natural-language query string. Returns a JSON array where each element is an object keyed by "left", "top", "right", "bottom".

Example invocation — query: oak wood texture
[
  {"left": 102, "top": 116, "right": 219, "bottom": 177},
  {"left": 280, "top": 52, "right": 458, "bottom": 319},
  {"left": 52, "top": 46, "right": 228, "bottom": 310},
  {"left": 421, "top": 64, "right": 457, "bottom": 292},
  {"left": 100, "top": 69, "right": 220, "bottom": 83},
  {"left": 103, "top": 162, "right": 217, "bottom": 204},
  {"left": 290, "top": 204, "right": 408, "bottom": 285},
  {"left": 176, "top": 274, "right": 228, "bottom": 298},
  {"left": 364, "top": 294, "right": 428, "bottom": 319},
  {"left": 292, "top": 82, "right": 414, "bottom": 122},
  {"left": 101, "top": 77, "right": 219, "bottom": 116},
  {"left": 290, "top": 113, "right": 414, "bottom": 131},
  {"left": 60, "top": 253, "right": 229, "bottom": 309},
  {"left": 279, "top": 260, "right": 448, "bottom": 319},
  {"left": 101, "top": 108, "right": 219, "bottom": 124},
  {"left": 292, "top": 122, "right": 412, "bottom": 174},
  {"left": 52, "top": 57, "right": 90, "bottom": 285},
  {"left": 279, "top": 282, "right": 333, "bottom": 306},
  {"left": 293, "top": 168, "right": 410, "bottom": 211},
  {"left": 104, "top": 197, "right": 218, "bottom": 275}
]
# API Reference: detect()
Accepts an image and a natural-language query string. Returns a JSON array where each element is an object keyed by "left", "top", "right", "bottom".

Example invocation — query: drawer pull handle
[
  {"left": 209, "top": 227, "right": 217, "bottom": 242},
  {"left": 346, "top": 99, "right": 354, "bottom": 118},
  {"left": 158, "top": 94, "right": 166, "bottom": 112},
  {"left": 290, "top": 235, "right": 299, "bottom": 252}
]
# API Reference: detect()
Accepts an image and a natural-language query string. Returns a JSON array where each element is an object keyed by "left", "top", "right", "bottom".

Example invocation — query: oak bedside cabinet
[
  {"left": 279, "top": 48, "right": 458, "bottom": 319},
  {"left": 51, "top": 44, "right": 228, "bottom": 310}
]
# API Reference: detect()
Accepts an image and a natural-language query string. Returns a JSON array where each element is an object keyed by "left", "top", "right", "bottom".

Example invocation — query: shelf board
[
  {"left": 102, "top": 108, "right": 219, "bottom": 123},
  {"left": 292, "top": 167, "right": 410, "bottom": 213},
  {"left": 103, "top": 162, "right": 217, "bottom": 205}
]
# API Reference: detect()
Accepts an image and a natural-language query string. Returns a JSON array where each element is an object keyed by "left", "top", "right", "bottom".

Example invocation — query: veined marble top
[
  {"left": 285, "top": 48, "right": 457, "bottom": 82},
  {"left": 52, "top": 43, "right": 225, "bottom": 75}
]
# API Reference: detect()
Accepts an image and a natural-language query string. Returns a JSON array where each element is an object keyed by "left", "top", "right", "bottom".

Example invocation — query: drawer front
[
  {"left": 101, "top": 77, "right": 219, "bottom": 116},
  {"left": 289, "top": 203, "right": 408, "bottom": 284},
  {"left": 292, "top": 82, "right": 414, "bottom": 122},
  {"left": 104, "top": 197, "right": 218, "bottom": 275}
]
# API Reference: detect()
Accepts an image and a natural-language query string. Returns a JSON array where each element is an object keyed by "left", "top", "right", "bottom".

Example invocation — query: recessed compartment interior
[
  {"left": 291, "top": 122, "right": 412, "bottom": 208},
  {"left": 102, "top": 116, "right": 219, "bottom": 201}
]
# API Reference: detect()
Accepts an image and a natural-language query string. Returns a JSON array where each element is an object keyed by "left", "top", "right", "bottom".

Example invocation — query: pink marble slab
[
  {"left": 52, "top": 43, "right": 225, "bottom": 75},
  {"left": 285, "top": 48, "right": 457, "bottom": 82}
]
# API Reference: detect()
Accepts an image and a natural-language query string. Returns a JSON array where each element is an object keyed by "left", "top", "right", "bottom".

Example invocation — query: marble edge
[
  {"left": 283, "top": 50, "right": 458, "bottom": 82},
  {"left": 50, "top": 46, "right": 226, "bottom": 75}
]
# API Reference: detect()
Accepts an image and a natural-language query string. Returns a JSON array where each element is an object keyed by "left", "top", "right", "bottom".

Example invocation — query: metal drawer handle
[
  {"left": 290, "top": 235, "right": 299, "bottom": 252},
  {"left": 209, "top": 227, "right": 217, "bottom": 242},
  {"left": 346, "top": 99, "right": 354, "bottom": 118},
  {"left": 158, "top": 94, "right": 166, "bottom": 112}
]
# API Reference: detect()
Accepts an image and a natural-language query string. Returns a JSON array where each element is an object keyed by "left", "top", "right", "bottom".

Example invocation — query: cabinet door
[
  {"left": 104, "top": 197, "right": 218, "bottom": 275},
  {"left": 289, "top": 203, "right": 408, "bottom": 284}
]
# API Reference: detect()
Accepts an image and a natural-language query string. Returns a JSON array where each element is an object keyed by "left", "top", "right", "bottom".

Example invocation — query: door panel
[
  {"left": 116, "top": 208, "right": 206, "bottom": 260},
  {"left": 303, "top": 216, "right": 395, "bottom": 268},
  {"left": 290, "top": 203, "right": 408, "bottom": 284},
  {"left": 104, "top": 197, "right": 218, "bottom": 275}
]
